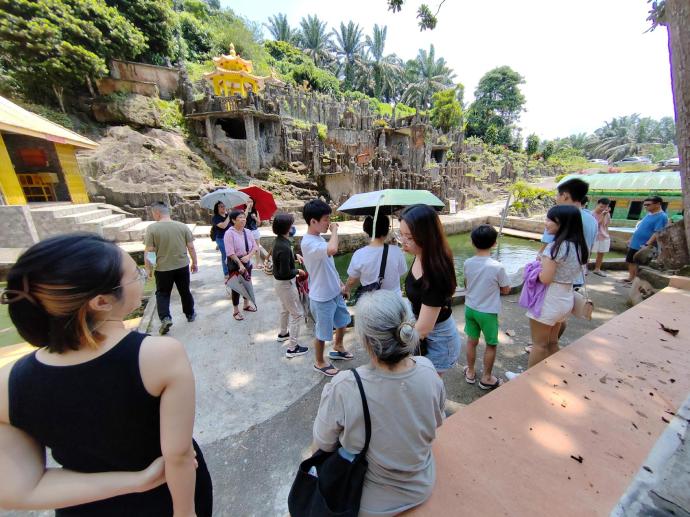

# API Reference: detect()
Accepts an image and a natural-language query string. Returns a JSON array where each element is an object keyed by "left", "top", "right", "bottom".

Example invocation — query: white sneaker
[{"left": 505, "top": 371, "right": 521, "bottom": 381}]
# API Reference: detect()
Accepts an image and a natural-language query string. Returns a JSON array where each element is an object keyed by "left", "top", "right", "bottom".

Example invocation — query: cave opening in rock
[{"left": 217, "top": 118, "right": 246, "bottom": 139}]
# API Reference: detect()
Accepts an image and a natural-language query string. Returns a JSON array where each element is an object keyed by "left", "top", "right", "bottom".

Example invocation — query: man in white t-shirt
[
  {"left": 344, "top": 215, "right": 408, "bottom": 297},
  {"left": 300, "top": 199, "right": 353, "bottom": 377}
]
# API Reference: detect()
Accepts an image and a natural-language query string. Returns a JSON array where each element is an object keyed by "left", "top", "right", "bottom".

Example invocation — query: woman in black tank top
[{"left": 0, "top": 234, "right": 212, "bottom": 515}]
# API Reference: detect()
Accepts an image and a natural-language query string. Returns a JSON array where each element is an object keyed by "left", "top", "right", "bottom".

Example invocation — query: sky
[{"left": 224, "top": 0, "right": 675, "bottom": 140}]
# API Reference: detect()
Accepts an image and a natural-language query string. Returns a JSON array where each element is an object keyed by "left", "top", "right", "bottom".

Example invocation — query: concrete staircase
[{"left": 30, "top": 204, "right": 151, "bottom": 242}]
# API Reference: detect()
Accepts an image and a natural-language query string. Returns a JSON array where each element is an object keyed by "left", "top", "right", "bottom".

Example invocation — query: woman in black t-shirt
[
  {"left": 399, "top": 204, "right": 462, "bottom": 374},
  {"left": 212, "top": 201, "right": 231, "bottom": 279}
]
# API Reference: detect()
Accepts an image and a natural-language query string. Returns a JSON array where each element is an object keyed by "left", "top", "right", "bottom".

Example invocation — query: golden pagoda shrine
[{"left": 204, "top": 44, "right": 263, "bottom": 98}]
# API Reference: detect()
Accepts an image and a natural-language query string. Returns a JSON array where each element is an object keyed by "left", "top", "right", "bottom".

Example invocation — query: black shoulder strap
[
  {"left": 243, "top": 229, "right": 250, "bottom": 255},
  {"left": 351, "top": 369, "right": 371, "bottom": 455},
  {"left": 377, "top": 244, "right": 389, "bottom": 286}
]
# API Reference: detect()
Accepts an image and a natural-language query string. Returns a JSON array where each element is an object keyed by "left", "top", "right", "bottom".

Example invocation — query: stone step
[
  {"left": 78, "top": 214, "right": 126, "bottom": 234},
  {"left": 55, "top": 209, "right": 113, "bottom": 224},
  {"left": 102, "top": 217, "right": 142, "bottom": 241},
  {"left": 30, "top": 203, "right": 102, "bottom": 217}
]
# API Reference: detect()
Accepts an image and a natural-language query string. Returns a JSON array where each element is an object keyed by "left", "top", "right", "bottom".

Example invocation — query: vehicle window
[{"left": 627, "top": 201, "right": 642, "bottom": 220}]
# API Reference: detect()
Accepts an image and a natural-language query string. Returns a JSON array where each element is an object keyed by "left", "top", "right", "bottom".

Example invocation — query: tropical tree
[
  {"left": 331, "top": 21, "right": 365, "bottom": 90},
  {"left": 0, "top": 0, "right": 146, "bottom": 110},
  {"left": 297, "top": 15, "right": 331, "bottom": 67},
  {"left": 364, "top": 24, "right": 403, "bottom": 101},
  {"left": 585, "top": 114, "right": 668, "bottom": 161},
  {"left": 430, "top": 87, "right": 462, "bottom": 132},
  {"left": 465, "top": 66, "right": 526, "bottom": 141},
  {"left": 526, "top": 134, "right": 539, "bottom": 156},
  {"left": 105, "top": 0, "right": 175, "bottom": 63},
  {"left": 402, "top": 44, "right": 455, "bottom": 109},
  {"left": 265, "top": 13, "right": 295, "bottom": 44}
]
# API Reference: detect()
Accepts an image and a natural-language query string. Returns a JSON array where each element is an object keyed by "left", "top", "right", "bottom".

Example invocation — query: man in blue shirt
[{"left": 620, "top": 196, "right": 668, "bottom": 285}]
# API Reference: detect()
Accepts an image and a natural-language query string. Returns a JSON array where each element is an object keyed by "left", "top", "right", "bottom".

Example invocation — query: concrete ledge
[{"left": 406, "top": 284, "right": 690, "bottom": 516}]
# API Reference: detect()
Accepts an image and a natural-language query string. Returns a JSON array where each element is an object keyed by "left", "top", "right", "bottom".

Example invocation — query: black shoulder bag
[
  {"left": 350, "top": 244, "right": 389, "bottom": 305},
  {"left": 288, "top": 369, "right": 371, "bottom": 517},
  {"left": 227, "top": 229, "right": 250, "bottom": 274}
]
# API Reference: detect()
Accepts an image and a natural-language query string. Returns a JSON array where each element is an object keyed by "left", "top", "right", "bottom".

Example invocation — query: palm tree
[
  {"left": 331, "top": 21, "right": 365, "bottom": 90},
  {"left": 265, "top": 13, "right": 295, "bottom": 43},
  {"left": 297, "top": 15, "right": 331, "bottom": 67},
  {"left": 402, "top": 44, "right": 455, "bottom": 109},
  {"left": 586, "top": 115, "right": 663, "bottom": 161},
  {"left": 365, "top": 24, "right": 403, "bottom": 101}
]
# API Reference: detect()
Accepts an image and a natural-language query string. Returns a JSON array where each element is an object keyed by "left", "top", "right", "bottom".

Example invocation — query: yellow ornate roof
[
  {"left": 211, "top": 43, "right": 254, "bottom": 72},
  {"left": 0, "top": 96, "right": 97, "bottom": 149}
]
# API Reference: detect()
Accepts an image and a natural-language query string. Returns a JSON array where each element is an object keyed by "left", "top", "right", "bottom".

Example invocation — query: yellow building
[
  {"left": 204, "top": 44, "right": 263, "bottom": 98},
  {"left": 0, "top": 96, "right": 97, "bottom": 205}
]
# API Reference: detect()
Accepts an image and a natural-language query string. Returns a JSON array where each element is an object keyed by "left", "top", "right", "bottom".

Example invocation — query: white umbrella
[
  {"left": 225, "top": 273, "right": 257, "bottom": 307},
  {"left": 200, "top": 188, "right": 250, "bottom": 210}
]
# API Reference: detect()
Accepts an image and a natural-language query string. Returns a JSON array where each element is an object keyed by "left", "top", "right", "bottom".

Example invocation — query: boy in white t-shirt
[
  {"left": 463, "top": 225, "right": 511, "bottom": 390},
  {"left": 300, "top": 199, "right": 353, "bottom": 377}
]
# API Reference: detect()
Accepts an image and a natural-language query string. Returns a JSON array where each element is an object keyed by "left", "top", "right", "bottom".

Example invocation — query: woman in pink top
[
  {"left": 223, "top": 210, "right": 258, "bottom": 320},
  {"left": 591, "top": 198, "right": 611, "bottom": 277}
]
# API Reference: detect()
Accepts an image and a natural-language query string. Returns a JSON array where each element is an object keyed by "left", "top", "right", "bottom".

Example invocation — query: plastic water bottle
[{"left": 146, "top": 251, "right": 157, "bottom": 266}]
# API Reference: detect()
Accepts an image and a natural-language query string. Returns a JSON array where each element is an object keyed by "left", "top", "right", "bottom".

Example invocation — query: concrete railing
[{"left": 406, "top": 281, "right": 690, "bottom": 516}]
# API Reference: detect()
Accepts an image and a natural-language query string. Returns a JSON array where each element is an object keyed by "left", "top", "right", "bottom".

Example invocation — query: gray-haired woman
[{"left": 312, "top": 290, "right": 446, "bottom": 517}]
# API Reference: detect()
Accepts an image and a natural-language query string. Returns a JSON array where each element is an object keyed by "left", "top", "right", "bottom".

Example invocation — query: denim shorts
[
  {"left": 425, "top": 316, "right": 462, "bottom": 373},
  {"left": 310, "top": 294, "right": 352, "bottom": 342}
]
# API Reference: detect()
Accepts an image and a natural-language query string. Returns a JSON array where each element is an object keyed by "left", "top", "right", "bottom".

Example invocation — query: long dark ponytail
[
  {"left": 399, "top": 204, "right": 456, "bottom": 296},
  {"left": 547, "top": 205, "right": 589, "bottom": 265}
]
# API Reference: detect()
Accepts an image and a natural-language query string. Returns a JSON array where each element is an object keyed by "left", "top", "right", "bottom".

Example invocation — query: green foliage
[
  {"left": 265, "top": 40, "right": 310, "bottom": 65},
  {"left": 155, "top": 98, "right": 185, "bottom": 131},
  {"left": 430, "top": 87, "right": 462, "bottom": 132},
  {"left": 510, "top": 180, "right": 551, "bottom": 204},
  {"left": 332, "top": 21, "right": 365, "bottom": 90},
  {"left": 585, "top": 113, "right": 677, "bottom": 162},
  {"left": 18, "top": 101, "right": 75, "bottom": 129},
  {"left": 288, "top": 62, "right": 341, "bottom": 94},
  {"left": 265, "top": 13, "right": 297, "bottom": 44},
  {"left": 526, "top": 134, "right": 539, "bottom": 156},
  {"left": 297, "top": 15, "right": 332, "bottom": 67},
  {"left": 205, "top": 9, "right": 271, "bottom": 75},
  {"left": 178, "top": 11, "right": 212, "bottom": 61},
  {"left": 186, "top": 60, "right": 214, "bottom": 83},
  {"left": 402, "top": 44, "right": 455, "bottom": 109},
  {"left": 465, "top": 66, "right": 525, "bottom": 142},
  {"left": 542, "top": 141, "right": 555, "bottom": 161},
  {"left": 105, "top": 0, "right": 175, "bottom": 62},
  {"left": 0, "top": 0, "right": 146, "bottom": 109}
]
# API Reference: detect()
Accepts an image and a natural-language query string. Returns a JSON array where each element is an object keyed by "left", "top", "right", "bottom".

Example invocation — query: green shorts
[{"left": 464, "top": 306, "right": 500, "bottom": 345}]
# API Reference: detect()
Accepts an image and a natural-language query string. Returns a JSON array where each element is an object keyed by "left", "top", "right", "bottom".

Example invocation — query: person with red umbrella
[{"left": 238, "top": 186, "right": 277, "bottom": 269}]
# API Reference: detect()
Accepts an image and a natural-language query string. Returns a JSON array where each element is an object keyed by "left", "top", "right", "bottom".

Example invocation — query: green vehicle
[{"left": 558, "top": 171, "right": 683, "bottom": 227}]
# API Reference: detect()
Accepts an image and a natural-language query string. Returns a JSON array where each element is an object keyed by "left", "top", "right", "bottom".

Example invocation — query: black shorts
[{"left": 625, "top": 247, "right": 639, "bottom": 263}]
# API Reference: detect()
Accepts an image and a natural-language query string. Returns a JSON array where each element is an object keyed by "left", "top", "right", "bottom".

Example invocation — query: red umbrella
[{"left": 237, "top": 186, "right": 278, "bottom": 220}]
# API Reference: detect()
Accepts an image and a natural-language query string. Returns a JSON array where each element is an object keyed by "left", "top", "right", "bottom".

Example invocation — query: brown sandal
[{"left": 233, "top": 311, "right": 244, "bottom": 321}]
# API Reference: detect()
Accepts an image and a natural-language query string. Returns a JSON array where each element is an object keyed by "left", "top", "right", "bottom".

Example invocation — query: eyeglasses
[{"left": 113, "top": 267, "right": 148, "bottom": 290}]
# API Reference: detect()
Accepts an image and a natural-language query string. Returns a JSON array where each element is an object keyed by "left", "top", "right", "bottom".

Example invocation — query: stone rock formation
[
  {"left": 77, "top": 126, "right": 214, "bottom": 222},
  {"left": 92, "top": 94, "right": 164, "bottom": 128}
]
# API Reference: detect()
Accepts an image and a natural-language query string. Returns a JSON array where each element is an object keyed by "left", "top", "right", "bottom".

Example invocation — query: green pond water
[{"left": 334, "top": 233, "right": 623, "bottom": 284}]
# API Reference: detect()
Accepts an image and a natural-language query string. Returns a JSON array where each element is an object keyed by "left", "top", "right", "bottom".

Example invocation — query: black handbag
[
  {"left": 350, "top": 244, "right": 389, "bottom": 305},
  {"left": 226, "top": 229, "right": 251, "bottom": 274},
  {"left": 288, "top": 369, "right": 371, "bottom": 517}
]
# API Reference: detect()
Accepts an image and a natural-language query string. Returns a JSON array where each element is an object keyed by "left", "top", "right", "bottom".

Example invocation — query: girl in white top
[
  {"left": 526, "top": 205, "right": 589, "bottom": 369},
  {"left": 343, "top": 215, "right": 408, "bottom": 298},
  {"left": 313, "top": 290, "right": 445, "bottom": 517}
]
